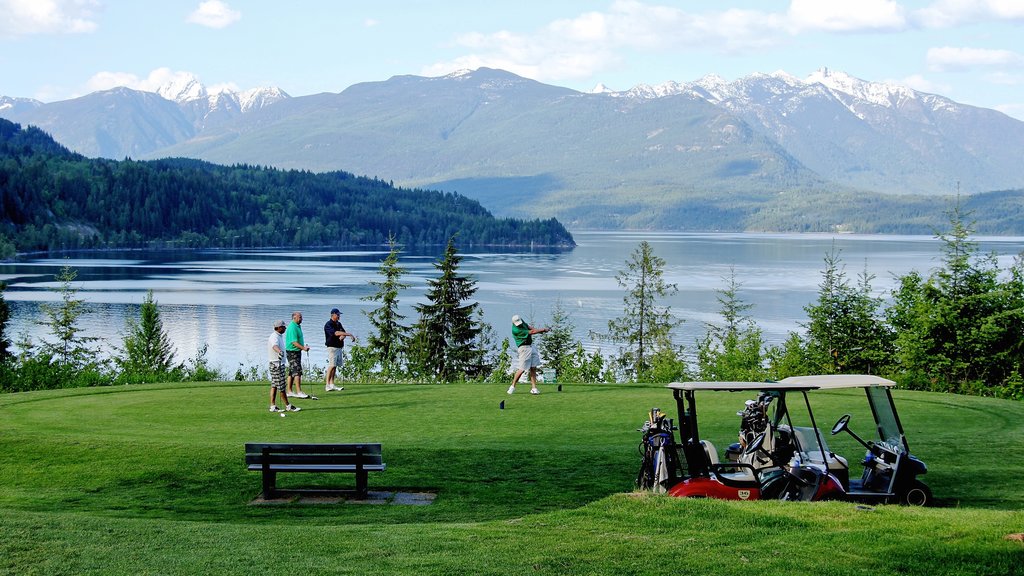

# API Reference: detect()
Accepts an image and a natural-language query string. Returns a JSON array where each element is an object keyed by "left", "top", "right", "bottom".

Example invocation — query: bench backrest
[{"left": 245, "top": 443, "right": 383, "bottom": 467}]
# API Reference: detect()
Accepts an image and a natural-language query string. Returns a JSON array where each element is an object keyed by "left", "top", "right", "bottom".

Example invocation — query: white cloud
[
  {"left": 788, "top": 0, "right": 907, "bottom": 32},
  {"left": 187, "top": 0, "right": 240, "bottom": 29},
  {"left": 363, "top": 18, "right": 379, "bottom": 28},
  {"left": 892, "top": 74, "right": 951, "bottom": 94},
  {"left": 916, "top": 0, "right": 1024, "bottom": 28},
  {"left": 927, "top": 46, "right": 1024, "bottom": 71},
  {"left": 424, "top": 1, "right": 788, "bottom": 83},
  {"left": 85, "top": 67, "right": 196, "bottom": 93},
  {"left": 0, "top": 0, "right": 100, "bottom": 37}
]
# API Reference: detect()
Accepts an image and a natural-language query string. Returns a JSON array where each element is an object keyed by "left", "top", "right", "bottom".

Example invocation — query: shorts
[
  {"left": 286, "top": 350, "right": 303, "bottom": 376},
  {"left": 327, "top": 347, "right": 344, "bottom": 368},
  {"left": 517, "top": 344, "right": 540, "bottom": 371},
  {"left": 269, "top": 361, "right": 286, "bottom": 391}
]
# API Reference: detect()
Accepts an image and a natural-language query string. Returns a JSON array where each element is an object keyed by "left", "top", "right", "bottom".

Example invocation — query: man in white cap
[
  {"left": 508, "top": 314, "right": 549, "bottom": 395},
  {"left": 268, "top": 319, "right": 300, "bottom": 413}
]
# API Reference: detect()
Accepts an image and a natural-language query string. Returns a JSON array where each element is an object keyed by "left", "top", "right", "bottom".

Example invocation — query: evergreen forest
[{"left": 0, "top": 119, "right": 574, "bottom": 257}]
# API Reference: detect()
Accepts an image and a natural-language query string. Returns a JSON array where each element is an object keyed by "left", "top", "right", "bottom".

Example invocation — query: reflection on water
[{"left": 3, "top": 231, "right": 1024, "bottom": 372}]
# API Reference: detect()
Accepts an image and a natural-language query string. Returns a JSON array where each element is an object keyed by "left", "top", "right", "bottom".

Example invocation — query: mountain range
[{"left": 3, "top": 68, "right": 1023, "bottom": 232}]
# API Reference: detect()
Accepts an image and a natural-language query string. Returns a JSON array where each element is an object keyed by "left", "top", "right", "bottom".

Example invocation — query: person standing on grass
[
  {"left": 285, "top": 311, "right": 311, "bottom": 398},
  {"left": 268, "top": 319, "right": 300, "bottom": 413},
  {"left": 508, "top": 314, "right": 549, "bottom": 395},
  {"left": 324, "top": 307, "right": 356, "bottom": 392}
]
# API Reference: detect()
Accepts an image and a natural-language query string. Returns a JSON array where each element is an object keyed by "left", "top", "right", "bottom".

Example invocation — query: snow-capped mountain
[
  {"left": 1, "top": 67, "right": 1022, "bottom": 229},
  {"left": 0, "top": 77, "right": 289, "bottom": 157},
  {"left": 0, "top": 96, "right": 43, "bottom": 115},
  {"left": 590, "top": 67, "right": 1021, "bottom": 195}
]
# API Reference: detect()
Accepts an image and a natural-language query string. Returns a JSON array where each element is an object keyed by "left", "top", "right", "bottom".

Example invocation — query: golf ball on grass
[{"left": 280, "top": 413, "right": 286, "bottom": 418}]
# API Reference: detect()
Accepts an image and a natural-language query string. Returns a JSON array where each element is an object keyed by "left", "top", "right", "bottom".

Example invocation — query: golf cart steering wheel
[{"left": 831, "top": 414, "right": 851, "bottom": 436}]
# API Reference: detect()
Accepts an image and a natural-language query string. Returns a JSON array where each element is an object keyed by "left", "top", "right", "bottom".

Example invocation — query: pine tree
[
  {"left": 362, "top": 236, "right": 410, "bottom": 379},
  {"left": 889, "top": 203, "right": 1024, "bottom": 394},
  {"left": 539, "top": 298, "right": 576, "bottom": 381},
  {"left": 802, "top": 247, "right": 891, "bottom": 374},
  {"left": 605, "top": 241, "right": 681, "bottom": 381},
  {"left": 408, "top": 237, "right": 483, "bottom": 381},
  {"left": 118, "top": 290, "right": 177, "bottom": 379},
  {"left": 696, "top": 269, "right": 767, "bottom": 381},
  {"left": 39, "top": 264, "right": 100, "bottom": 368},
  {"left": 0, "top": 281, "right": 10, "bottom": 362}
]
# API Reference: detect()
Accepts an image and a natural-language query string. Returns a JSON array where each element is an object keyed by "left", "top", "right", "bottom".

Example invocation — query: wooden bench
[{"left": 245, "top": 442, "right": 385, "bottom": 498}]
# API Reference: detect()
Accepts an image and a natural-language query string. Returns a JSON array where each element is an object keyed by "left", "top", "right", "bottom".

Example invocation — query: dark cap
[{"left": 330, "top": 308, "right": 341, "bottom": 315}]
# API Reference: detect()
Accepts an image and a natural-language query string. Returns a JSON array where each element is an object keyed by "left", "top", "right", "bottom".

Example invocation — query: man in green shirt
[
  {"left": 285, "top": 311, "right": 312, "bottom": 399},
  {"left": 508, "top": 314, "right": 549, "bottom": 395}
]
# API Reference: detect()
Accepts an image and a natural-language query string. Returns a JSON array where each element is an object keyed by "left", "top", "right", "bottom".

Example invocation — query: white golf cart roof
[
  {"left": 778, "top": 375, "right": 895, "bottom": 389},
  {"left": 666, "top": 381, "right": 818, "bottom": 392},
  {"left": 666, "top": 375, "right": 895, "bottom": 392}
]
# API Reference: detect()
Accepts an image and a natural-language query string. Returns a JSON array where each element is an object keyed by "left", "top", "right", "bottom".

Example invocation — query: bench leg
[
  {"left": 262, "top": 470, "right": 277, "bottom": 499},
  {"left": 356, "top": 471, "right": 368, "bottom": 497}
]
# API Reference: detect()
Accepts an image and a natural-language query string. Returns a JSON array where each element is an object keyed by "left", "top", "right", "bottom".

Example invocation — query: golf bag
[{"left": 636, "top": 408, "right": 681, "bottom": 492}]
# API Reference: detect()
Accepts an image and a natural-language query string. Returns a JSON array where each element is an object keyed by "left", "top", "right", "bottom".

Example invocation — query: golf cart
[
  {"left": 637, "top": 375, "right": 931, "bottom": 505},
  {"left": 653, "top": 381, "right": 847, "bottom": 502},
  {"left": 779, "top": 375, "right": 931, "bottom": 506}
]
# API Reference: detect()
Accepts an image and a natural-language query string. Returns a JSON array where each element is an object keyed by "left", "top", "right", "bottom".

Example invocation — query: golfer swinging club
[{"left": 508, "top": 314, "right": 549, "bottom": 395}]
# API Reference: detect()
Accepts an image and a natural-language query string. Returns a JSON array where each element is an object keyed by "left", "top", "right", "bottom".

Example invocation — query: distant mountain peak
[
  {"left": 805, "top": 67, "right": 917, "bottom": 108},
  {"left": 444, "top": 69, "right": 475, "bottom": 80},
  {"left": 238, "top": 86, "right": 290, "bottom": 112},
  {"left": 157, "top": 73, "right": 206, "bottom": 103}
]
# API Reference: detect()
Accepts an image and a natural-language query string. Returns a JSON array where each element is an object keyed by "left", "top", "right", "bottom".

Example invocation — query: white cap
[{"left": 511, "top": 314, "right": 524, "bottom": 326}]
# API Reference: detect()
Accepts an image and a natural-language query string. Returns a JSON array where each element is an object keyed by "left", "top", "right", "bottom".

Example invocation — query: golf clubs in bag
[{"left": 636, "top": 408, "right": 682, "bottom": 492}]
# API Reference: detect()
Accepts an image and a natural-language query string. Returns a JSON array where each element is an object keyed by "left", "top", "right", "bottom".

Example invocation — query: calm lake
[{"left": 4, "top": 231, "right": 1024, "bottom": 373}]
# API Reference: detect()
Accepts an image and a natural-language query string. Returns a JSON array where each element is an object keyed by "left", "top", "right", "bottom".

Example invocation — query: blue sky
[{"left": 2, "top": 0, "right": 1023, "bottom": 118}]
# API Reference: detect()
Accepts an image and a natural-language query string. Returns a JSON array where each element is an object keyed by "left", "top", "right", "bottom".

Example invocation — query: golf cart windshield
[{"left": 867, "top": 386, "right": 907, "bottom": 451}]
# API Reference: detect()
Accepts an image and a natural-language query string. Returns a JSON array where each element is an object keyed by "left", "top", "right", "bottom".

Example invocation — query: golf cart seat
[
  {"left": 791, "top": 426, "right": 849, "bottom": 484},
  {"left": 700, "top": 440, "right": 719, "bottom": 465}
]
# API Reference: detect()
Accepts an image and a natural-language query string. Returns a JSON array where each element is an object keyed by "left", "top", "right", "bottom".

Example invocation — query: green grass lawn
[{"left": 1, "top": 381, "right": 1022, "bottom": 575}]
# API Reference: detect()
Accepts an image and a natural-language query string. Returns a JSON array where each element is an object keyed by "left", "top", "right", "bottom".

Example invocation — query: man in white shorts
[
  {"left": 324, "top": 308, "right": 356, "bottom": 392},
  {"left": 508, "top": 314, "right": 549, "bottom": 395}
]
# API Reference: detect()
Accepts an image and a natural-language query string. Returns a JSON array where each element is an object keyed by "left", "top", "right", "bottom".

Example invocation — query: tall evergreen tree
[
  {"left": 0, "top": 281, "right": 10, "bottom": 362},
  {"left": 408, "top": 237, "right": 483, "bottom": 381},
  {"left": 38, "top": 264, "right": 100, "bottom": 368},
  {"left": 540, "top": 299, "right": 576, "bottom": 381},
  {"left": 361, "top": 236, "right": 411, "bottom": 378},
  {"left": 889, "top": 203, "right": 1024, "bottom": 394},
  {"left": 696, "top": 269, "right": 767, "bottom": 381},
  {"left": 605, "top": 241, "right": 681, "bottom": 381},
  {"left": 802, "top": 247, "right": 892, "bottom": 374},
  {"left": 118, "top": 290, "right": 177, "bottom": 379}
]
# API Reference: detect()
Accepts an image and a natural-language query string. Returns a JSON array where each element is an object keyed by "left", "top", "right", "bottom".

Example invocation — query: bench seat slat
[
  {"left": 246, "top": 454, "right": 384, "bottom": 466},
  {"left": 247, "top": 464, "right": 386, "bottom": 472},
  {"left": 246, "top": 443, "right": 381, "bottom": 455}
]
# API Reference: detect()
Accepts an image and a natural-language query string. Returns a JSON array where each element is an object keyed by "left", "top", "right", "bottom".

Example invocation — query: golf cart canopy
[
  {"left": 666, "top": 381, "right": 819, "bottom": 392},
  {"left": 782, "top": 375, "right": 906, "bottom": 451},
  {"left": 778, "top": 375, "right": 895, "bottom": 389}
]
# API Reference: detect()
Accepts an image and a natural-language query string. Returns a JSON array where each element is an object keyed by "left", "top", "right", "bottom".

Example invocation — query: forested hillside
[{"left": 0, "top": 119, "right": 574, "bottom": 257}]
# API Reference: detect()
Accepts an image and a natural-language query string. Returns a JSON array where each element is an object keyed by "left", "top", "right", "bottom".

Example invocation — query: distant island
[{"left": 0, "top": 119, "right": 575, "bottom": 258}]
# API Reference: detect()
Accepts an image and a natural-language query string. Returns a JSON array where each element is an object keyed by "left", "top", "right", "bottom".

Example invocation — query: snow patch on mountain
[{"left": 806, "top": 67, "right": 917, "bottom": 109}]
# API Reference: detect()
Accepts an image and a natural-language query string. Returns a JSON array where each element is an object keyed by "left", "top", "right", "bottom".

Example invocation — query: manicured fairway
[{"left": 1, "top": 382, "right": 1022, "bottom": 575}]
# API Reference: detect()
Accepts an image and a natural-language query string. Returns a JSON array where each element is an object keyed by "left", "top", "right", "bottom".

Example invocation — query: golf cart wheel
[{"left": 900, "top": 480, "right": 932, "bottom": 506}]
